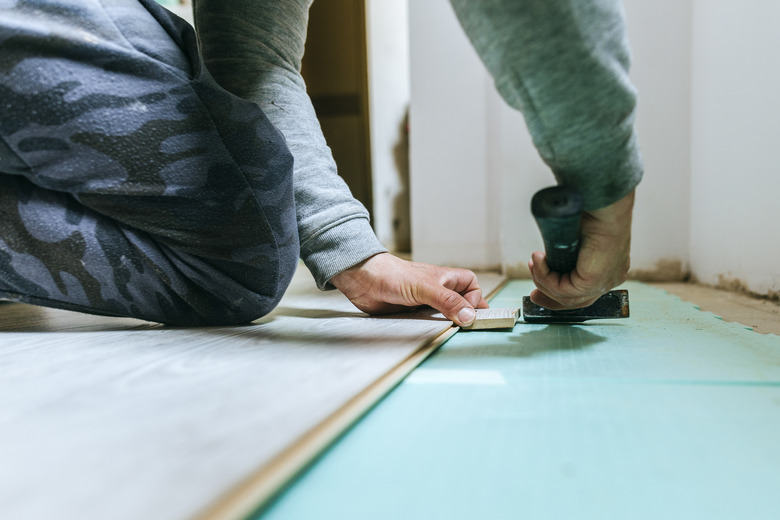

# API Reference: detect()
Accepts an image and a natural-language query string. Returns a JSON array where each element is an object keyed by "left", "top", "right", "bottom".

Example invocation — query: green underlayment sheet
[{"left": 255, "top": 280, "right": 780, "bottom": 520}]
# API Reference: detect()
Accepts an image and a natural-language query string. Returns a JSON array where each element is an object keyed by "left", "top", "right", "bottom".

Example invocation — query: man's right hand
[{"left": 527, "top": 189, "right": 635, "bottom": 310}]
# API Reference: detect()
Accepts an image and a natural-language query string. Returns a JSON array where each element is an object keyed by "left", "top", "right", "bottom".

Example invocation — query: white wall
[
  {"left": 365, "top": 0, "right": 412, "bottom": 252},
  {"left": 409, "top": 0, "right": 694, "bottom": 278},
  {"left": 623, "top": 0, "right": 693, "bottom": 279},
  {"left": 408, "top": 2, "right": 501, "bottom": 269},
  {"left": 689, "top": 0, "right": 780, "bottom": 296}
]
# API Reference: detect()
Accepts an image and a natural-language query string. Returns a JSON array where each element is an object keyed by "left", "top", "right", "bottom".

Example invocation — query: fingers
[
  {"left": 422, "top": 267, "right": 487, "bottom": 327},
  {"left": 528, "top": 190, "right": 635, "bottom": 310},
  {"left": 330, "top": 253, "right": 487, "bottom": 327},
  {"left": 443, "top": 268, "right": 489, "bottom": 309},
  {"left": 528, "top": 251, "right": 602, "bottom": 310},
  {"left": 426, "top": 286, "right": 476, "bottom": 326}
]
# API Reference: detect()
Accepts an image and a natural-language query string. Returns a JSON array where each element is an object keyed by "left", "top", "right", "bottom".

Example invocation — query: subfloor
[{"left": 651, "top": 282, "right": 780, "bottom": 335}]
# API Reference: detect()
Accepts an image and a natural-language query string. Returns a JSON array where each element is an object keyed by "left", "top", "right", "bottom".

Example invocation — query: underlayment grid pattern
[{"left": 258, "top": 280, "right": 780, "bottom": 520}]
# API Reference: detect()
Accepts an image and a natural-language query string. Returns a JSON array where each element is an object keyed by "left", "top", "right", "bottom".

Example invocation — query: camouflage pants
[{"left": 0, "top": 0, "right": 299, "bottom": 325}]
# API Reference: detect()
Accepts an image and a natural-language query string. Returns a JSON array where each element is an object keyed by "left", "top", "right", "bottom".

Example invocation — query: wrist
[
  {"left": 587, "top": 189, "right": 635, "bottom": 228},
  {"left": 594, "top": 188, "right": 634, "bottom": 213},
  {"left": 329, "top": 252, "right": 387, "bottom": 292}
]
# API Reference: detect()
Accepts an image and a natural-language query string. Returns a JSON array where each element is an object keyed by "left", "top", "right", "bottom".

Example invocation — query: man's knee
[{"left": 170, "top": 240, "right": 300, "bottom": 327}]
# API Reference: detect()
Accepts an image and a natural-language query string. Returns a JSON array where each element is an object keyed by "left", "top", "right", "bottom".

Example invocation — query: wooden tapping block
[{"left": 462, "top": 307, "right": 519, "bottom": 330}]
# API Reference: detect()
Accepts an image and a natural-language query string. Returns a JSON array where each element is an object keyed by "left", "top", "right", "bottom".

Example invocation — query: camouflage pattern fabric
[{"left": 0, "top": 0, "right": 299, "bottom": 325}]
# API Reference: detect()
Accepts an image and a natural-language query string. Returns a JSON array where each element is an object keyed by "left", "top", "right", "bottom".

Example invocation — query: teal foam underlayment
[{"left": 255, "top": 281, "right": 780, "bottom": 520}]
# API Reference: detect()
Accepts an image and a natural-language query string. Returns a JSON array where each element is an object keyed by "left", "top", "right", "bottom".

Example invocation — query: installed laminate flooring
[{"left": 0, "top": 266, "right": 504, "bottom": 520}]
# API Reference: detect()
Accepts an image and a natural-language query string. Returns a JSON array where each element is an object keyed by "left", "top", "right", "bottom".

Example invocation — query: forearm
[
  {"left": 450, "top": 0, "right": 643, "bottom": 210},
  {"left": 193, "top": 0, "right": 386, "bottom": 287}
]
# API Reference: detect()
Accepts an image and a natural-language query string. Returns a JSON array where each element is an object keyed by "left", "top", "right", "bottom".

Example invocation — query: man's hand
[
  {"left": 330, "top": 253, "right": 489, "bottom": 327},
  {"left": 528, "top": 189, "right": 635, "bottom": 310}
]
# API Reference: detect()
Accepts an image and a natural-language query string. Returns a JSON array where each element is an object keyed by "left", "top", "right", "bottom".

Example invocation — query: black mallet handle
[{"left": 531, "top": 186, "right": 583, "bottom": 273}]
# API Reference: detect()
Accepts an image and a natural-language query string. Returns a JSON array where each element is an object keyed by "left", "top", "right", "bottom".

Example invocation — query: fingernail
[{"left": 458, "top": 307, "right": 475, "bottom": 326}]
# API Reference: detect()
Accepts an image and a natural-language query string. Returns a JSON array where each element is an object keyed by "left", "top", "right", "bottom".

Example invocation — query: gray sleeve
[
  {"left": 193, "top": 0, "right": 386, "bottom": 289},
  {"left": 450, "top": 0, "right": 643, "bottom": 210}
]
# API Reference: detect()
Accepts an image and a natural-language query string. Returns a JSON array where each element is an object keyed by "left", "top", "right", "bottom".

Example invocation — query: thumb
[{"left": 422, "top": 285, "right": 476, "bottom": 327}]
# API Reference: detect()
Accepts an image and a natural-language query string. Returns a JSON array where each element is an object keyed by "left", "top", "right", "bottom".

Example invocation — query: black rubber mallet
[{"left": 522, "top": 186, "right": 630, "bottom": 323}]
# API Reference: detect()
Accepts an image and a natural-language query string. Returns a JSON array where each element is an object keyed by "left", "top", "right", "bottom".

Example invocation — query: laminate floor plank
[{"left": 0, "top": 266, "right": 505, "bottom": 520}]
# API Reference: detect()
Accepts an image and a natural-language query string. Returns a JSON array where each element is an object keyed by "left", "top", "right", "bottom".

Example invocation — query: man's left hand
[{"left": 330, "top": 253, "right": 488, "bottom": 327}]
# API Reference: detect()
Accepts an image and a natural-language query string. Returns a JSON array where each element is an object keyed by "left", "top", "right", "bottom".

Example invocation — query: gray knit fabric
[
  {"left": 0, "top": 0, "right": 301, "bottom": 324},
  {"left": 194, "top": 0, "right": 387, "bottom": 289},
  {"left": 450, "top": 0, "right": 643, "bottom": 210}
]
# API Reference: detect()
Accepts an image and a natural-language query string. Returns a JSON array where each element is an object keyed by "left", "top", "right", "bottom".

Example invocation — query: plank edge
[
  {"left": 196, "top": 273, "right": 508, "bottom": 520},
  {"left": 195, "top": 325, "right": 458, "bottom": 520}
]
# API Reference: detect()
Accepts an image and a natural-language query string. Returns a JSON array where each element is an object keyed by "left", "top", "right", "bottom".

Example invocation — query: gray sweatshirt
[{"left": 193, "top": 0, "right": 643, "bottom": 287}]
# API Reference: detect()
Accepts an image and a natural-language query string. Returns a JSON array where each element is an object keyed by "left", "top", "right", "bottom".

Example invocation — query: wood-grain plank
[
  {"left": 462, "top": 307, "right": 519, "bottom": 330},
  {"left": 0, "top": 266, "right": 505, "bottom": 520}
]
